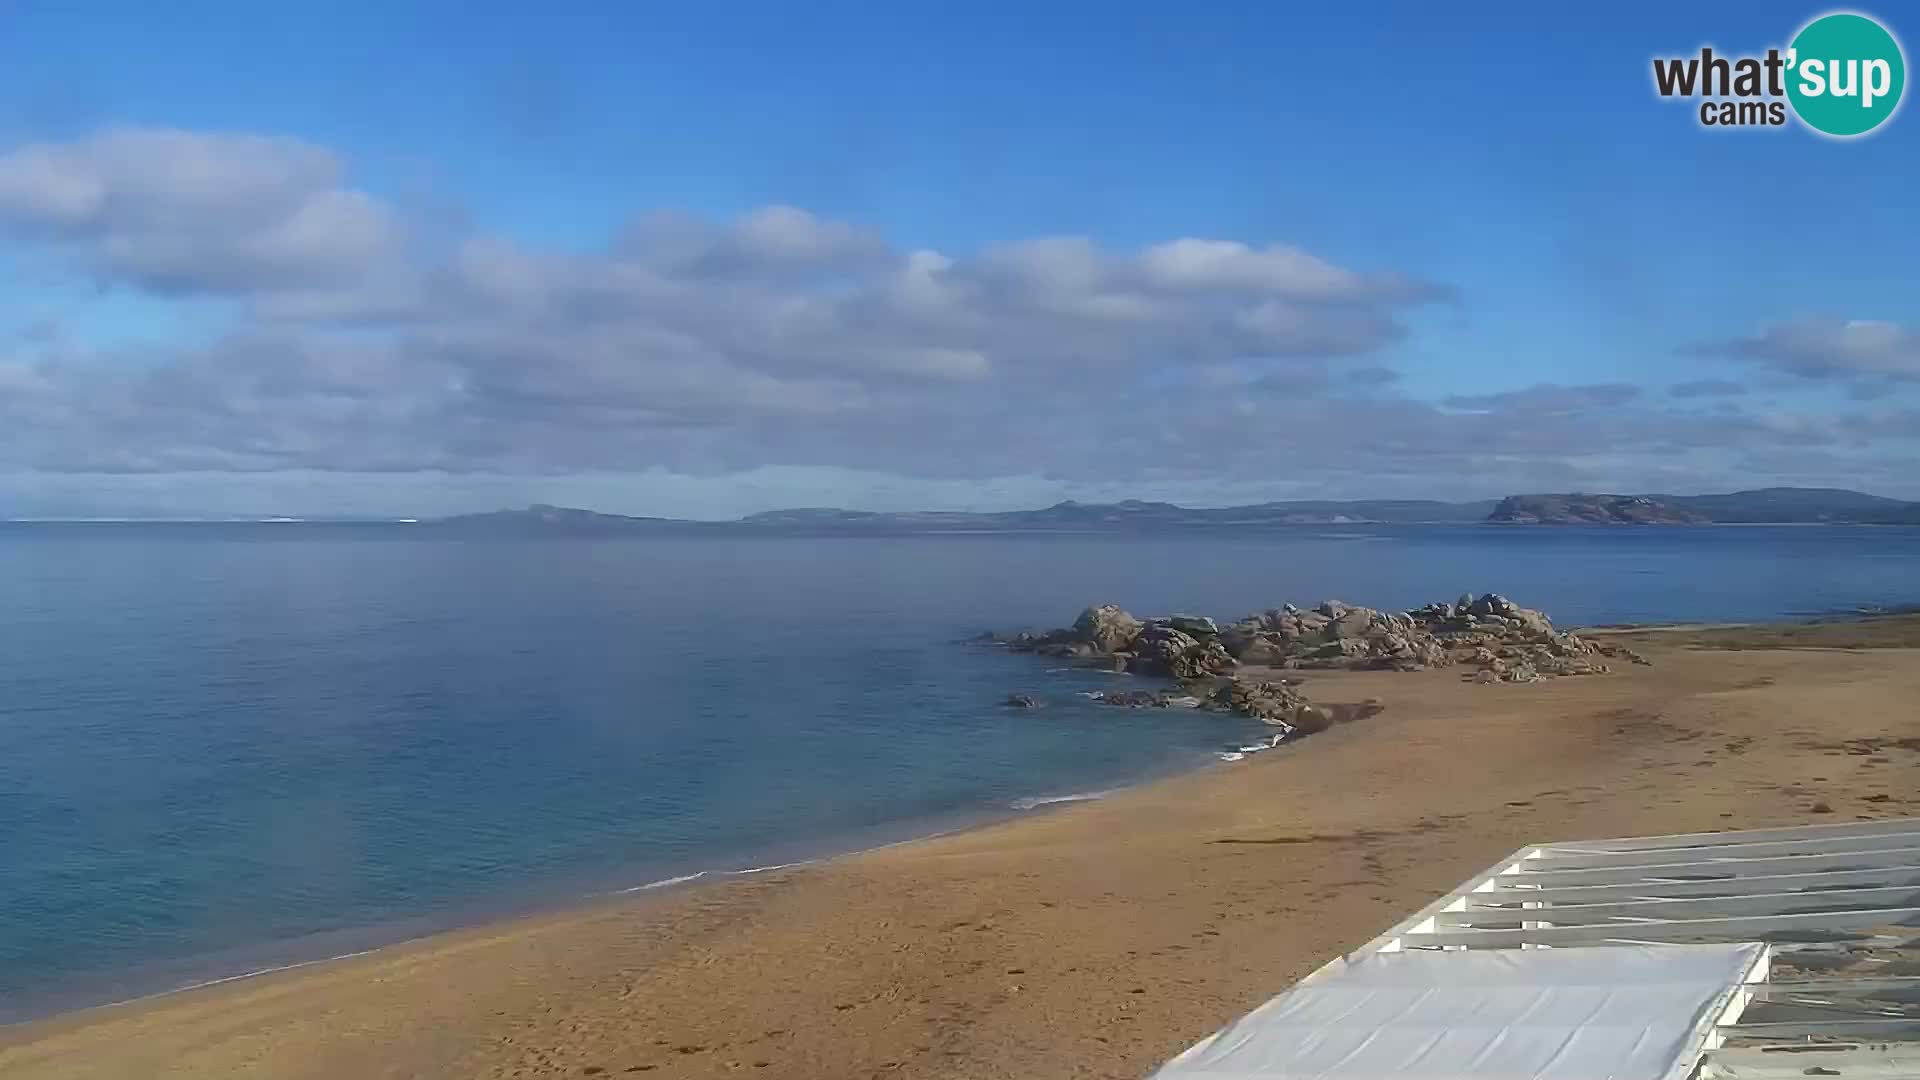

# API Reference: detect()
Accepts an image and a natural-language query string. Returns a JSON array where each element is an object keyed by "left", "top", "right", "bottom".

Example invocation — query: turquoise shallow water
[{"left": 2, "top": 523, "right": 1918, "bottom": 1020}]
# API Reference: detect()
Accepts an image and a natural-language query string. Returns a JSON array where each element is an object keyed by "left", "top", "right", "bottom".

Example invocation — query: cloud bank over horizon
[{"left": 3, "top": 127, "right": 1918, "bottom": 518}]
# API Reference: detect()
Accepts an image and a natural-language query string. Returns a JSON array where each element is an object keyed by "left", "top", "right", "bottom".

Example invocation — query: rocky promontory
[
  {"left": 984, "top": 594, "right": 1647, "bottom": 741},
  {"left": 1487, "top": 494, "right": 1710, "bottom": 525}
]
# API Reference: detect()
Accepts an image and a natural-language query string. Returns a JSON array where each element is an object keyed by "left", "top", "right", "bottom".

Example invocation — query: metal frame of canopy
[{"left": 1152, "top": 817, "right": 1920, "bottom": 1080}]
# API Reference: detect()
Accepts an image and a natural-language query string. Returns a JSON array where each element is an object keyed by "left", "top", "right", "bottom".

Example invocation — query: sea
[{"left": 2, "top": 522, "right": 1918, "bottom": 1021}]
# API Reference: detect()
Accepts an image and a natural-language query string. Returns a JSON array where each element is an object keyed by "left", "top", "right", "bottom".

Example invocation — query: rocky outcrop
[
  {"left": 1125, "top": 623, "right": 1236, "bottom": 680},
  {"left": 1128, "top": 623, "right": 1197, "bottom": 672},
  {"left": 985, "top": 592, "right": 1646, "bottom": 744},
  {"left": 1071, "top": 605, "right": 1143, "bottom": 653},
  {"left": 1208, "top": 678, "right": 1314, "bottom": 727},
  {"left": 1488, "top": 494, "right": 1710, "bottom": 525},
  {"left": 1085, "top": 689, "right": 1204, "bottom": 709},
  {"left": 1199, "top": 677, "right": 1386, "bottom": 733},
  {"left": 1166, "top": 614, "right": 1219, "bottom": 637},
  {"left": 990, "top": 593, "right": 1645, "bottom": 683}
]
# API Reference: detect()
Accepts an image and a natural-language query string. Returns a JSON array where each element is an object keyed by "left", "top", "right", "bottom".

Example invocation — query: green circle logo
[{"left": 1787, "top": 12, "right": 1906, "bottom": 136}]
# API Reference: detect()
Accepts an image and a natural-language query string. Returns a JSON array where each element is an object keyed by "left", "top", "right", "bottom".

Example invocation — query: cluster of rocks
[
  {"left": 986, "top": 593, "right": 1650, "bottom": 727},
  {"left": 996, "top": 593, "right": 1645, "bottom": 685},
  {"left": 1081, "top": 689, "right": 1206, "bottom": 709},
  {"left": 1006, "top": 676, "right": 1384, "bottom": 740},
  {"left": 1207, "top": 678, "right": 1323, "bottom": 730},
  {"left": 1221, "top": 602, "right": 1451, "bottom": 672}
]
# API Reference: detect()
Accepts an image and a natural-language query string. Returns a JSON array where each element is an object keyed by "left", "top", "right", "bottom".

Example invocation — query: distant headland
[{"left": 429, "top": 487, "right": 1920, "bottom": 533}]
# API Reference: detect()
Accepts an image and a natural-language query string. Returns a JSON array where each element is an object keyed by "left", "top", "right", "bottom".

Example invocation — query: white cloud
[
  {"left": 1701, "top": 318, "right": 1920, "bottom": 381},
  {"left": 3, "top": 127, "right": 1918, "bottom": 512},
  {"left": 1444, "top": 383, "right": 1641, "bottom": 413},
  {"left": 0, "top": 127, "right": 399, "bottom": 292},
  {"left": 1138, "top": 239, "right": 1361, "bottom": 297}
]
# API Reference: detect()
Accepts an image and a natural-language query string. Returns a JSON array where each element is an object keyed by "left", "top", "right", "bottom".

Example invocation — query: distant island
[
  {"left": 1488, "top": 488, "right": 1920, "bottom": 525},
  {"left": 1487, "top": 494, "right": 1710, "bottom": 525},
  {"left": 430, "top": 487, "right": 1920, "bottom": 533}
]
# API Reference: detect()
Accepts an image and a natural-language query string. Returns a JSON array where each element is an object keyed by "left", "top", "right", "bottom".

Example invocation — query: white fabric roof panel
[{"left": 1150, "top": 941, "right": 1763, "bottom": 1080}]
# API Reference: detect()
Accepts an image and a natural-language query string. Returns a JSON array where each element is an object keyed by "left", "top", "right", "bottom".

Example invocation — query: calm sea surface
[{"left": 3, "top": 524, "right": 1918, "bottom": 1019}]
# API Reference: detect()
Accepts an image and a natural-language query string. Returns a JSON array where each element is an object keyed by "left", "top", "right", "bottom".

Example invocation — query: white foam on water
[
  {"left": 729, "top": 861, "right": 808, "bottom": 876},
  {"left": 1009, "top": 790, "right": 1110, "bottom": 811},
  {"left": 619, "top": 871, "right": 708, "bottom": 893},
  {"left": 1235, "top": 733, "right": 1292, "bottom": 754},
  {"left": 1216, "top": 751, "right": 1247, "bottom": 762},
  {"left": 83, "top": 947, "right": 384, "bottom": 1015},
  {"left": 599, "top": 858, "right": 813, "bottom": 899}
]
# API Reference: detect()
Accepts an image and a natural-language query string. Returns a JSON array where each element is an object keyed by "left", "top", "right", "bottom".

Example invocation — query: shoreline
[
  {"left": 0, "top": 743, "right": 1233, "bottom": 1030},
  {"left": 7, "top": 614, "right": 1920, "bottom": 1079},
  {"left": 0, "top": 785, "right": 1179, "bottom": 1032},
  {"left": 0, "top": 751, "right": 1248, "bottom": 1035}
]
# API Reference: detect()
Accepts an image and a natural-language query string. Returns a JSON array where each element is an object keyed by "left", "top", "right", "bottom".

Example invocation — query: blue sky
[{"left": 1, "top": 2, "right": 1916, "bottom": 517}]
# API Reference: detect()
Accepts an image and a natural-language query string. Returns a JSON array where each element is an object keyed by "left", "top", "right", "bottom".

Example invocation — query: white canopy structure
[{"left": 1152, "top": 817, "right": 1920, "bottom": 1080}]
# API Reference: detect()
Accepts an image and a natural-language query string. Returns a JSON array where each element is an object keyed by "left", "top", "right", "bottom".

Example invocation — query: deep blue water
[{"left": 2, "top": 523, "right": 1918, "bottom": 1020}]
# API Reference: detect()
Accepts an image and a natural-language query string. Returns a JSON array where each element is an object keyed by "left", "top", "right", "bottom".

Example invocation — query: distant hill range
[
  {"left": 432, "top": 488, "right": 1920, "bottom": 533},
  {"left": 1488, "top": 488, "right": 1920, "bottom": 525},
  {"left": 1486, "top": 494, "right": 1710, "bottom": 525}
]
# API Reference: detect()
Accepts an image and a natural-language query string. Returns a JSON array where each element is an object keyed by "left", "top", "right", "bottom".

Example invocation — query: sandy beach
[{"left": 4, "top": 615, "right": 1919, "bottom": 1080}]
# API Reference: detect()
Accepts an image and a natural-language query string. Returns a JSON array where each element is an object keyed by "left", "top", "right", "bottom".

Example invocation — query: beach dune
[{"left": 4, "top": 617, "right": 1919, "bottom": 1079}]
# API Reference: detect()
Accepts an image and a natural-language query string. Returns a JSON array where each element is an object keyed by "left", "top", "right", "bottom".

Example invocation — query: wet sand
[{"left": 5, "top": 616, "right": 1920, "bottom": 1079}]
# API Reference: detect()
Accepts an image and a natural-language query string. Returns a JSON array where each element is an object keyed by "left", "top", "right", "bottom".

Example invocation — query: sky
[{"left": 1, "top": 1, "right": 1917, "bottom": 518}]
